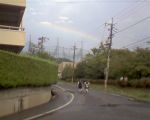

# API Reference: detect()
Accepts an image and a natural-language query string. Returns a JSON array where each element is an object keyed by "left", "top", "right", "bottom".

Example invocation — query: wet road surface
[{"left": 1, "top": 82, "right": 150, "bottom": 120}]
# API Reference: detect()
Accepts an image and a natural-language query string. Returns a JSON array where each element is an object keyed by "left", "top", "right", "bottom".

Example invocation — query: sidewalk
[{"left": 0, "top": 86, "right": 70, "bottom": 120}]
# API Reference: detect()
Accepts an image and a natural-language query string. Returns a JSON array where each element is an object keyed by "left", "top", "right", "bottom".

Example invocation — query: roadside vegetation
[
  {"left": 90, "top": 84, "right": 150, "bottom": 102},
  {"left": 0, "top": 50, "right": 58, "bottom": 88},
  {"left": 61, "top": 46, "right": 150, "bottom": 101},
  {"left": 62, "top": 46, "right": 150, "bottom": 88}
]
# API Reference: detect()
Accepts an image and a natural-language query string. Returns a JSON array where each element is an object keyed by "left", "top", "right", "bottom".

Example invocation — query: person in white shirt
[{"left": 84, "top": 81, "right": 90, "bottom": 93}]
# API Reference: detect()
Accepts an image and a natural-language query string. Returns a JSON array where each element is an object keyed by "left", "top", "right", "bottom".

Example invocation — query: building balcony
[
  {"left": 0, "top": 0, "right": 26, "bottom": 53},
  {"left": 0, "top": 25, "right": 25, "bottom": 53},
  {"left": 0, "top": 0, "right": 26, "bottom": 28}
]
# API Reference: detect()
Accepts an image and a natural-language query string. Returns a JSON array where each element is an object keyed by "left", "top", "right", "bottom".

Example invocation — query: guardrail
[{"left": 0, "top": 25, "right": 24, "bottom": 31}]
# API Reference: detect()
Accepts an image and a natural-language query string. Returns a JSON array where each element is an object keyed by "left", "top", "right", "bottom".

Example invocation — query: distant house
[
  {"left": 58, "top": 62, "right": 78, "bottom": 79},
  {"left": 0, "top": 0, "right": 26, "bottom": 53}
]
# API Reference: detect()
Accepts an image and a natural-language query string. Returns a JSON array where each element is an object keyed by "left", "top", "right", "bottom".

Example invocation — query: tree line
[{"left": 62, "top": 47, "right": 150, "bottom": 88}]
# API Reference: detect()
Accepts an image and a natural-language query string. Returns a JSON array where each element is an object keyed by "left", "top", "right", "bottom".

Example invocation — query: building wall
[
  {"left": 0, "top": 0, "right": 26, "bottom": 7},
  {"left": 58, "top": 62, "right": 73, "bottom": 73},
  {"left": 58, "top": 62, "right": 78, "bottom": 78},
  {"left": 0, "top": 88, "right": 52, "bottom": 117}
]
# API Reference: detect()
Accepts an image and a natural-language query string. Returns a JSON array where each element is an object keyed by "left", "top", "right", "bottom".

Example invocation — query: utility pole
[
  {"left": 29, "top": 34, "right": 32, "bottom": 53},
  {"left": 104, "top": 18, "right": 114, "bottom": 89},
  {"left": 56, "top": 38, "right": 59, "bottom": 62},
  {"left": 69, "top": 49, "right": 71, "bottom": 60},
  {"left": 38, "top": 36, "right": 49, "bottom": 52},
  {"left": 72, "top": 44, "right": 77, "bottom": 83},
  {"left": 54, "top": 38, "right": 60, "bottom": 62},
  {"left": 62, "top": 47, "right": 65, "bottom": 59},
  {"left": 81, "top": 40, "right": 83, "bottom": 60}
]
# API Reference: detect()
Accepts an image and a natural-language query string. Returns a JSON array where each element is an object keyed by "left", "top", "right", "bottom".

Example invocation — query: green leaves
[
  {"left": 0, "top": 50, "right": 57, "bottom": 88},
  {"left": 61, "top": 65, "right": 73, "bottom": 80},
  {"left": 75, "top": 47, "right": 150, "bottom": 80}
]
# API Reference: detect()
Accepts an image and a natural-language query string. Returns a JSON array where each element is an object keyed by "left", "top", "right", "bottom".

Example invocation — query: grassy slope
[
  {"left": 0, "top": 50, "right": 58, "bottom": 88},
  {"left": 91, "top": 84, "right": 150, "bottom": 102}
]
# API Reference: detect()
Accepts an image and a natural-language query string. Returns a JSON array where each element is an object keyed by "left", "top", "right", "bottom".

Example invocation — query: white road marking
[
  {"left": 24, "top": 86, "right": 74, "bottom": 120},
  {"left": 54, "top": 85, "right": 65, "bottom": 91}
]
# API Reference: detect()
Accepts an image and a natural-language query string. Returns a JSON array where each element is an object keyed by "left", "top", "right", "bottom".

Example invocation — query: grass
[
  {"left": 0, "top": 50, "right": 58, "bottom": 88},
  {"left": 91, "top": 84, "right": 150, "bottom": 102}
]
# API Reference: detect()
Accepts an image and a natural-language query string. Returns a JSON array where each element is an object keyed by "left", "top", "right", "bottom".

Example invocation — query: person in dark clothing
[{"left": 77, "top": 80, "right": 83, "bottom": 92}]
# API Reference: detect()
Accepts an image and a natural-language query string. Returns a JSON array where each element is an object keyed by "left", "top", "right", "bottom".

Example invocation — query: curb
[{"left": 24, "top": 86, "right": 74, "bottom": 120}]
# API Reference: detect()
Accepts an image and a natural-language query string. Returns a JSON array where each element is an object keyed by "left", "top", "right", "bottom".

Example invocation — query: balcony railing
[{"left": 0, "top": 25, "right": 24, "bottom": 31}]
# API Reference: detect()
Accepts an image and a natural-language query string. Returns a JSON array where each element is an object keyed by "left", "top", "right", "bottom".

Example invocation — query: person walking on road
[
  {"left": 84, "top": 81, "right": 90, "bottom": 93},
  {"left": 77, "top": 80, "right": 83, "bottom": 92}
]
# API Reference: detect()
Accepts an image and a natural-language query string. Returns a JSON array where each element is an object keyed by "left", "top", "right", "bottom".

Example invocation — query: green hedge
[{"left": 0, "top": 50, "right": 58, "bottom": 88}]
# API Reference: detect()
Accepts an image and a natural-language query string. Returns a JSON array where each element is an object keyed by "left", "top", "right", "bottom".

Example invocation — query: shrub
[
  {"left": 118, "top": 78, "right": 150, "bottom": 88},
  {"left": 61, "top": 65, "right": 73, "bottom": 80}
]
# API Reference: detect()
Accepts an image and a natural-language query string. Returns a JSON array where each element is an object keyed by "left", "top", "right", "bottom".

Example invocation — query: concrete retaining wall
[{"left": 0, "top": 87, "right": 52, "bottom": 117}]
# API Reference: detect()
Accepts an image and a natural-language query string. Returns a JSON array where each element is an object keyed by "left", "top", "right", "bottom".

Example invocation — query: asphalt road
[
  {"left": 1, "top": 82, "right": 150, "bottom": 120},
  {"left": 37, "top": 82, "right": 150, "bottom": 120}
]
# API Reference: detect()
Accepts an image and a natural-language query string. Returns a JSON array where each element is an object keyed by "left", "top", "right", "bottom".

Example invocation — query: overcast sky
[{"left": 23, "top": 0, "right": 150, "bottom": 51}]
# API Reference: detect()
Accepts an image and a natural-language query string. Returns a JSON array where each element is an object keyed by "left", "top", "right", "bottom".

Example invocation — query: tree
[
  {"left": 75, "top": 61, "right": 86, "bottom": 78},
  {"left": 61, "top": 65, "right": 73, "bottom": 80},
  {"left": 128, "top": 48, "right": 150, "bottom": 79},
  {"left": 75, "top": 46, "right": 107, "bottom": 79},
  {"left": 75, "top": 47, "right": 150, "bottom": 80}
]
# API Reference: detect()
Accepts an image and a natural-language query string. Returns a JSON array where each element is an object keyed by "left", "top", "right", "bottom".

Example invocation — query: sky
[{"left": 23, "top": 0, "right": 150, "bottom": 52}]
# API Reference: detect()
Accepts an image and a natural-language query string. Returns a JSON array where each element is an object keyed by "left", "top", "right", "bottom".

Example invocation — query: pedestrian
[
  {"left": 120, "top": 76, "right": 124, "bottom": 81},
  {"left": 84, "top": 81, "right": 90, "bottom": 93},
  {"left": 77, "top": 80, "right": 83, "bottom": 92}
]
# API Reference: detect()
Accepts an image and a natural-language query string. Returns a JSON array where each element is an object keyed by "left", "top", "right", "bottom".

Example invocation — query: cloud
[
  {"left": 68, "top": 20, "right": 73, "bottom": 24},
  {"left": 31, "top": 12, "right": 37, "bottom": 15},
  {"left": 59, "top": 16, "right": 69, "bottom": 20},
  {"left": 40, "top": 21, "right": 52, "bottom": 25},
  {"left": 29, "top": 8, "right": 35, "bottom": 11},
  {"left": 54, "top": 20, "right": 64, "bottom": 24},
  {"left": 57, "top": 16, "right": 74, "bottom": 24}
]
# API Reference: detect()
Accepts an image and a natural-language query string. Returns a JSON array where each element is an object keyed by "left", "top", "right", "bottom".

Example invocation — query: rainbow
[{"left": 40, "top": 21, "right": 99, "bottom": 41}]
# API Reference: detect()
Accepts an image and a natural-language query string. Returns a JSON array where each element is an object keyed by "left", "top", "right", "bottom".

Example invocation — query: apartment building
[{"left": 0, "top": 0, "right": 26, "bottom": 53}]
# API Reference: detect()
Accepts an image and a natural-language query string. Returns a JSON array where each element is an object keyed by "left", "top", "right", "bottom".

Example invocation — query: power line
[
  {"left": 96, "top": 0, "right": 144, "bottom": 37},
  {"left": 115, "top": 15, "right": 150, "bottom": 34},
  {"left": 113, "top": 0, "right": 142, "bottom": 19},
  {"left": 122, "top": 36, "right": 150, "bottom": 49},
  {"left": 129, "top": 42, "right": 150, "bottom": 50},
  {"left": 97, "top": 0, "right": 148, "bottom": 31},
  {"left": 134, "top": 44, "right": 149, "bottom": 49},
  {"left": 115, "top": 0, "right": 148, "bottom": 23},
  {"left": 95, "top": 23, "right": 105, "bottom": 30}
]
